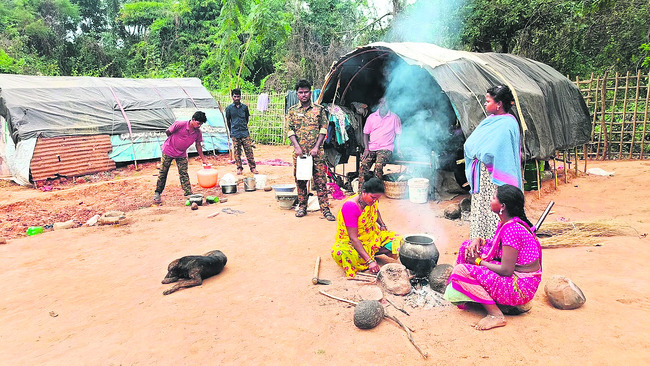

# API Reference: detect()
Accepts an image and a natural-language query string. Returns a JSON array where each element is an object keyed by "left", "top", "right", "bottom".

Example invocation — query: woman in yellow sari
[{"left": 331, "top": 174, "right": 401, "bottom": 277}]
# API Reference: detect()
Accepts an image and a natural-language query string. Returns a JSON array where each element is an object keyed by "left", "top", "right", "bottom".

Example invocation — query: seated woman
[
  {"left": 331, "top": 173, "right": 402, "bottom": 277},
  {"left": 444, "top": 184, "right": 542, "bottom": 330}
]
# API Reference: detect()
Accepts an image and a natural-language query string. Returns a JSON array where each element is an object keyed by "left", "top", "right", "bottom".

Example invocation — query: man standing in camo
[
  {"left": 286, "top": 79, "right": 335, "bottom": 221},
  {"left": 225, "top": 88, "right": 258, "bottom": 175},
  {"left": 153, "top": 111, "right": 207, "bottom": 204}
]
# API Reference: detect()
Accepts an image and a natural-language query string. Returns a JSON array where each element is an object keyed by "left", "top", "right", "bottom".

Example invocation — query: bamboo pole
[
  {"left": 536, "top": 159, "right": 541, "bottom": 198},
  {"left": 605, "top": 72, "right": 619, "bottom": 159},
  {"left": 618, "top": 72, "right": 630, "bottom": 159},
  {"left": 587, "top": 75, "right": 599, "bottom": 160},
  {"left": 641, "top": 72, "right": 650, "bottom": 159},
  {"left": 629, "top": 70, "right": 642, "bottom": 158},
  {"left": 597, "top": 72, "right": 608, "bottom": 159},
  {"left": 583, "top": 144, "right": 588, "bottom": 173},
  {"left": 553, "top": 155, "right": 557, "bottom": 190},
  {"left": 562, "top": 150, "right": 568, "bottom": 184},
  {"left": 575, "top": 149, "right": 579, "bottom": 176}
]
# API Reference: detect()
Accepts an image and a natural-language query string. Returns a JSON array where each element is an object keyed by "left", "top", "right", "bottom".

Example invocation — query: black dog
[{"left": 162, "top": 250, "right": 227, "bottom": 295}]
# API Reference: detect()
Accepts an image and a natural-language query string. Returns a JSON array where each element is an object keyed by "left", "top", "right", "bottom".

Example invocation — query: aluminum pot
[
  {"left": 398, "top": 234, "right": 439, "bottom": 278},
  {"left": 243, "top": 177, "right": 256, "bottom": 191},
  {"left": 221, "top": 184, "right": 237, "bottom": 194}
]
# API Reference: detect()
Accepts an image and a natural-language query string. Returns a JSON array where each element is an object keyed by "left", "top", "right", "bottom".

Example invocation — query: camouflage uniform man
[
  {"left": 153, "top": 111, "right": 208, "bottom": 204},
  {"left": 225, "top": 88, "right": 258, "bottom": 175},
  {"left": 286, "top": 79, "right": 335, "bottom": 221}
]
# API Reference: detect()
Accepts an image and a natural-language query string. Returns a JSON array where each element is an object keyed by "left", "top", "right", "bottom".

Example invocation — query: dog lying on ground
[{"left": 162, "top": 250, "right": 227, "bottom": 295}]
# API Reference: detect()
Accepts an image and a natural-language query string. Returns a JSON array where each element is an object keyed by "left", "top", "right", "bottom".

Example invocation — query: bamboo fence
[
  {"left": 212, "top": 92, "right": 288, "bottom": 145},
  {"left": 214, "top": 72, "right": 650, "bottom": 164}
]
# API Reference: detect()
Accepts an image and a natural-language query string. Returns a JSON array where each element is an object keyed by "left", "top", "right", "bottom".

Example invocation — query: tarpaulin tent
[
  {"left": 0, "top": 74, "right": 229, "bottom": 185},
  {"left": 318, "top": 42, "right": 592, "bottom": 161}
]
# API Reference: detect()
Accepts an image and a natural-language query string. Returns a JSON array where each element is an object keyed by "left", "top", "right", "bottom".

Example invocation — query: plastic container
[
  {"left": 408, "top": 178, "right": 429, "bottom": 204},
  {"left": 295, "top": 155, "right": 313, "bottom": 181},
  {"left": 254, "top": 174, "right": 267, "bottom": 189},
  {"left": 26, "top": 226, "right": 44, "bottom": 236},
  {"left": 197, "top": 164, "right": 218, "bottom": 188},
  {"left": 523, "top": 160, "right": 539, "bottom": 191}
]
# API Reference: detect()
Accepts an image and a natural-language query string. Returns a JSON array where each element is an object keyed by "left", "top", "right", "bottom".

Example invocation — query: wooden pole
[
  {"left": 605, "top": 72, "right": 619, "bottom": 160},
  {"left": 597, "top": 72, "right": 608, "bottom": 159},
  {"left": 563, "top": 151, "right": 568, "bottom": 184},
  {"left": 575, "top": 149, "right": 579, "bottom": 176},
  {"left": 535, "top": 159, "right": 541, "bottom": 198},
  {"left": 588, "top": 75, "right": 599, "bottom": 159},
  {"left": 618, "top": 72, "right": 630, "bottom": 159},
  {"left": 629, "top": 70, "right": 642, "bottom": 158},
  {"left": 217, "top": 101, "right": 234, "bottom": 161},
  {"left": 641, "top": 72, "right": 650, "bottom": 159},
  {"left": 553, "top": 155, "right": 557, "bottom": 190}
]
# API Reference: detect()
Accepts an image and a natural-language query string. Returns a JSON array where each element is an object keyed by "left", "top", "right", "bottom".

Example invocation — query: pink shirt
[
  {"left": 161, "top": 120, "right": 203, "bottom": 158},
  {"left": 363, "top": 110, "right": 402, "bottom": 152}
]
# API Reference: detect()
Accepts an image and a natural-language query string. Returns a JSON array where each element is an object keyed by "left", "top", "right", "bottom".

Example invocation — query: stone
[
  {"left": 0, "top": 237, "right": 6, "bottom": 244},
  {"left": 98, "top": 211, "right": 126, "bottom": 225},
  {"left": 545, "top": 275, "right": 586, "bottom": 310},
  {"left": 53, "top": 219, "right": 75, "bottom": 230},
  {"left": 377, "top": 263, "right": 412, "bottom": 296},
  {"left": 428, "top": 264, "right": 453, "bottom": 293},
  {"left": 460, "top": 196, "right": 471, "bottom": 212},
  {"left": 191, "top": 202, "right": 199, "bottom": 210},
  {"left": 443, "top": 203, "right": 461, "bottom": 220},
  {"left": 498, "top": 301, "right": 533, "bottom": 315},
  {"left": 357, "top": 285, "right": 384, "bottom": 301},
  {"left": 85, "top": 214, "right": 101, "bottom": 226},
  {"left": 353, "top": 300, "right": 384, "bottom": 329}
]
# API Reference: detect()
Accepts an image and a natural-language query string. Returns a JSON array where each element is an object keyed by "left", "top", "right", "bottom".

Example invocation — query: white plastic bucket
[
  {"left": 408, "top": 178, "right": 429, "bottom": 204},
  {"left": 295, "top": 155, "right": 313, "bottom": 181},
  {"left": 254, "top": 174, "right": 267, "bottom": 189}
]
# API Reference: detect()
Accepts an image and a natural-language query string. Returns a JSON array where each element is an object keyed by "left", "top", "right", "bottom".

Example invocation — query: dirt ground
[{"left": 1, "top": 145, "right": 649, "bottom": 365}]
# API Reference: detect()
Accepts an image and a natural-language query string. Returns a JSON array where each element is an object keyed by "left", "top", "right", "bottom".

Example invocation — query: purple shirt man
[
  {"left": 162, "top": 120, "right": 204, "bottom": 158},
  {"left": 153, "top": 111, "right": 207, "bottom": 203}
]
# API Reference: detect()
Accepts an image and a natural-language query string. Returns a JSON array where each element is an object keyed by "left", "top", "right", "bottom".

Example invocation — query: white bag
[{"left": 295, "top": 155, "right": 313, "bottom": 181}]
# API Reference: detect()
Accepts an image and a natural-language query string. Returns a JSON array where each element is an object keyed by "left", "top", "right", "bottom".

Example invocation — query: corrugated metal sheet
[{"left": 31, "top": 135, "right": 116, "bottom": 181}]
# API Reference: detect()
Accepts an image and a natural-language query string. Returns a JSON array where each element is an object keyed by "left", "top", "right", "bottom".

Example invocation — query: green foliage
[{"left": 0, "top": 0, "right": 647, "bottom": 90}]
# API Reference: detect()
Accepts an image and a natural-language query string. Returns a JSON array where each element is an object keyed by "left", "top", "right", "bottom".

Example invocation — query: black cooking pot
[{"left": 398, "top": 234, "right": 439, "bottom": 278}]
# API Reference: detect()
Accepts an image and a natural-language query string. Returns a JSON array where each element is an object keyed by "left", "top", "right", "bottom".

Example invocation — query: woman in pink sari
[{"left": 444, "top": 184, "right": 542, "bottom": 330}]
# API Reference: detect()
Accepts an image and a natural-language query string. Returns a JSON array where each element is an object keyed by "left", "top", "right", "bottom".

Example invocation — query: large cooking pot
[{"left": 398, "top": 234, "right": 439, "bottom": 278}]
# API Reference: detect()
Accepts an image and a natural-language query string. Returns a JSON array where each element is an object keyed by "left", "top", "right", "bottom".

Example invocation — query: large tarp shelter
[
  {"left": 0, "top": 74, "right": 228, "bottom": 185},
  {"left": 318, "top": 42, "right": 592, "bottom": 161}
]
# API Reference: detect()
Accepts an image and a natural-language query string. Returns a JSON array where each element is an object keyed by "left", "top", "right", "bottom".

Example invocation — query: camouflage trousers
[
  {"left": 293, "top": 154, "right": 331, "bottom": 213},
  {"left": 358, "top": 149, "right": 393, "bottom": 187},
  {"left": 233, "top": 136, "right": 257, "bottom": 170},
  {"left": 155, "top": 154, "right": 192, "bottom": 196}
]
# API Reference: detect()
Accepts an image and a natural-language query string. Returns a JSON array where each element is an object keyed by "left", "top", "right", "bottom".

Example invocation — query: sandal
[
  {"left": 323, "top": 211, "right": 336, "bottom": 221},
  {"left": 295, "top": 209, "right": 307, "bottom": 218}
]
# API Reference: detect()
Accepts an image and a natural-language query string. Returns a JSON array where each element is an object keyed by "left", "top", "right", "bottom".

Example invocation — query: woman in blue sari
[{"left": 464, "top": 85, "right": 523, "bottom": 240}]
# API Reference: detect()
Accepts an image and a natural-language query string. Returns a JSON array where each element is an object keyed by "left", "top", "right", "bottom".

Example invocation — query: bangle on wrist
[
  {"left": 366, "top": 259, "right": 375, "bottom": 265},
  {"left": 475, "top": 257, "right": 482, "bottom": 266}
]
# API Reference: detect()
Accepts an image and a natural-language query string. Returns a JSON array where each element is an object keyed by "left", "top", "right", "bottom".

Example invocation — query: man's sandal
[
  {"left": 295, "top": 209, "right": 307, "bottom": 218},
  {"left": 323, "top": 211, "right": 336, "bottom": 221}
]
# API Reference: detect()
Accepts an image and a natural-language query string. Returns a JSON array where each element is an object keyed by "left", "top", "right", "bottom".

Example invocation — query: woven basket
[{"left": 384, "top": 180, "right": 408, "bottom": 199}]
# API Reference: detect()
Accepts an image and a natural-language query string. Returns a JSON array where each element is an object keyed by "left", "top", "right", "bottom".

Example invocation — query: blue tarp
[{"left": 109, "top": 108, "right": 229, "bottom": 162}]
